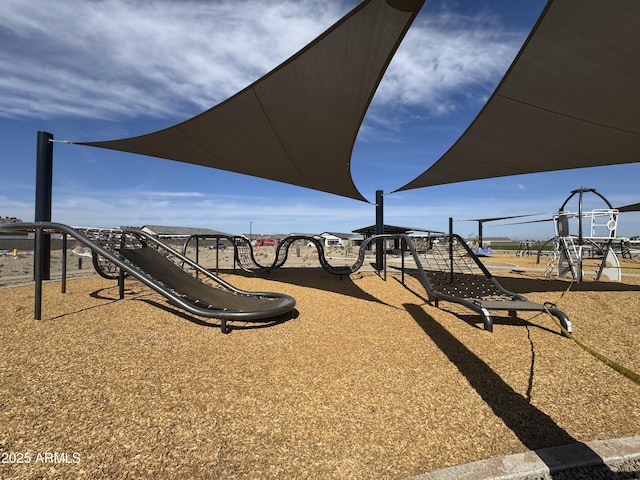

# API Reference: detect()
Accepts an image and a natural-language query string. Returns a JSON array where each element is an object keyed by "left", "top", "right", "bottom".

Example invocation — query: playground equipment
[
  {"left": 414, "top": 233, "right": 571, "bottom": 334},
  {"left": 0, "top": 222, "right": 571, "bottom": 335},
  {"left": 538, "top": 187, "right": 622, "bottom": 282},
  {"left": 0, "top": 222, "right": 296, "bottom": 333},
  {"left": 516, "top": 240, "right": 534, "bottom": 257},
  {"left": 181, "top": 231, "right": 571, "bottom": 334},
  {"left": 181, "top": 234, "right": 366, "bottom": 277}
]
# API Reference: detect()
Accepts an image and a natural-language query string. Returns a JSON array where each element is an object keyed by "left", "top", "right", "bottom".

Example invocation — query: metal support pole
[
  {"left": 449, "top": 217, "right": 454, "bottom": 285},
  {"left": 195, "top": 237, "right": 200, "bottom": 278},
  {"left": 118, "top": 233, "right": 125, "bottom": 299},
  {"left": 35, "top": 131, "right": 54, "bottom": 280},
  {"left": 401, "top": 237, "right": 406, "bottom": 285},
  {"left": 61, "top": 233, "right": 67, "bottom": 293},
  {"left": 34, "top": 228, "right": 43, "bottom": 320},
  {"left": 215, "top": 238, "right": 220, "bottom": 275},
  {"left": 375, "top": 190, "right": 384, "bottom": 271},
  {"left": 382, "top": 245, "right": 387, "bottom": 281},
  {"left": 118, "top": 269, "right": 125, "bottom": 300},
  {"left": 577, "top": 190, "right": 584, "bottom": 282}
]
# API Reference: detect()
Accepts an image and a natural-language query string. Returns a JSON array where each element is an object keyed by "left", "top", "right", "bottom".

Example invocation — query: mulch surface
[{"left": 1, "top": 253, "right": 639, "bottom": 479}]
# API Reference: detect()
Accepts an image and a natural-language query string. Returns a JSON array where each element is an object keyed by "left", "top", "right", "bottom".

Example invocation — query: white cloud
[
  {"left": 371, "top": 10, "right": 524, "bottom": 121},
  {"left": 1, "top": 0, "right": 526, "bottom": 122},
  {"left": 48, "top": 188, "right": 376, "bottom": 232},
  {"left": 45, "top": 184, "right": 559, "bottom": 236},
  {"left": 0, "top": 0, "right": 350, "bottom": 119},
  {"left": 0, "top": 196, "right": 32, "bottom": 222}
]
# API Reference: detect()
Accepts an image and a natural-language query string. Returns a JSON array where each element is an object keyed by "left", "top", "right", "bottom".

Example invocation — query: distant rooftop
[
  {"left": 0, "top": 216, "right": 23, "bottom": 224},
  {"left": 140, "top": 225, "right": 232, "bottom": 237}
]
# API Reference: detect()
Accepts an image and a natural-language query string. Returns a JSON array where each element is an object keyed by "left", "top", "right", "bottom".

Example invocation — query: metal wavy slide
[
  {"left": 182, "top": 234, "right": 367, "bottom": 275},
  {"left": 0, "top": 222, "right": 296, "bottom": 333}
]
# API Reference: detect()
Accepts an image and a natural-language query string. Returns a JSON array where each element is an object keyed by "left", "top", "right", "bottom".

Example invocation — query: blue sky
[{"left": 2, "top": 0, "right": 639, "bottom": 240}]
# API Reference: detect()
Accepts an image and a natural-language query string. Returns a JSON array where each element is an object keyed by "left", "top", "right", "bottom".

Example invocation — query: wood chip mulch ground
[{"left": 1, "top": 254, "right": 639, "bottom": 479}]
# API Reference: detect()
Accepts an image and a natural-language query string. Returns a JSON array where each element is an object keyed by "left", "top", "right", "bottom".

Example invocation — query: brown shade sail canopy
[
  {"left": 77, "top": 0, "right": 425, "bottom": 202},
  {"left": 395, "top": 0, "right": 640, "bottom": 192},
  {"left": 618, "top": 203, "right": 640, "bottom": 213}
]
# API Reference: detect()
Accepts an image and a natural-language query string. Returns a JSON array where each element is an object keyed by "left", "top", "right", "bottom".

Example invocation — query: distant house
[
  {"left": 317, "top": 232, "right": 352, "bottom": 248},
  {"left": 0, "top": 216, "right": 23, "bottom": 224}
]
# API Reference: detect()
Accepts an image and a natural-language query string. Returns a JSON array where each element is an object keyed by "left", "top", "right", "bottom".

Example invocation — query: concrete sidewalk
[{"left": 404, "top": 436, "right": 640, "bottom": 480}]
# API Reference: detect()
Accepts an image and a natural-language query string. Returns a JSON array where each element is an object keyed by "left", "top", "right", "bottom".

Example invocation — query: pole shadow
[
  {"left": 403, "top": 303, "right": 615, "bottom": 478},
  {"left": 214, "top": 267, "right": 391, "bottom": 305}
]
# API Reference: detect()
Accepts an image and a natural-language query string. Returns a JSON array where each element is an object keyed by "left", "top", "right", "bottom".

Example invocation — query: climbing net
[{"left": 420, "top": 236, "right": 517, "bottom": 302}]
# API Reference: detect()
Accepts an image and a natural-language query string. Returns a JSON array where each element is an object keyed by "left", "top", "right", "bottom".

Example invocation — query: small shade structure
[
  {"left": 352, "top": 224, "right": 443, "bottom": 237},
  {"left": 353, "top": 224, "right": 444, "bottom": 252},
  {"left": 394, "top": 0, "right": 640, "bottom": 192},
  {"left": 75, "top": 0, "right": 425, "bottom": 203},
  {"left": 458, "top": 213, "right": 546, "bottom": 247}
]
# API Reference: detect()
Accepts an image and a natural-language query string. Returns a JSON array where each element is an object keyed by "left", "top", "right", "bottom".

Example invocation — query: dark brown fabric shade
[
  {"left": 77, "top": 0, "right": 425, "bottom": 202},
  {"left": 395, "top": 0, "right": 640, "bottom": 192},
  {"left": 618, "top": 203, "right": 640, "bottom": 213}
]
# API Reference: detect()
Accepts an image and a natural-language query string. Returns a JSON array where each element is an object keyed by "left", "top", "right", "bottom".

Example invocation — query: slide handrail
[{"left": 0, "top": 222, "right": 295, "bottom": 331}]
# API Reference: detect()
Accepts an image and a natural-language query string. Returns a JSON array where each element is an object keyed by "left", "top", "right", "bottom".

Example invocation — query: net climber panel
[
  {"left": 422, "top": 240, "right": 519, "bottom": 302},
  {"left": 417, "top": 235, "right": 571, "bottom": 333}
]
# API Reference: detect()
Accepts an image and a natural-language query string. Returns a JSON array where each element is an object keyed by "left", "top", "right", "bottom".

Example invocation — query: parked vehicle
[{"left": 254, "top": 237, "right": 276, "bottom": 247}]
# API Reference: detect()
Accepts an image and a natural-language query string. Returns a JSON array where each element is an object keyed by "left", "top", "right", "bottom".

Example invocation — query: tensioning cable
[{"left": 539, "top": 281, "right": 640, "bottom": 386}]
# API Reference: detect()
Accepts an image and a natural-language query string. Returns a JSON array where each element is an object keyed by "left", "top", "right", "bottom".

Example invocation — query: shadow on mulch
[
  {"left": 89, "top": 283, "right": 300, "bottom": 332},
  {"left": 211, "top": 266, "right": 390, "bottom": 305},
  {"left": 444, "top": 309, "right": 563, "bottom": 335},
  {"left": 391, "top": 274, "right": 566, "bottom": 334},
  {"left": 135, "top": 297, "right": 299, "bottom": 332},
  {"left": 404, "top": 302, "right": 615, "bottom": 478},
  {"left": 494, "top": 274, "right": 640, "bottom": 293}
]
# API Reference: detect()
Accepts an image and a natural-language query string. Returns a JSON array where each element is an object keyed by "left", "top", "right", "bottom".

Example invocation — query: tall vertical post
[
  {"left": 577, "top": 190, "right": 584, "bottom": 283},
  {"left": 375, "top": 190, "right": 384, "bottom": 271},
  {"left": 35, "top": 131, "right": 53, "bottom": 280},
  {"left": 449, "top": 217, "right": 454, "bottom": 284},
  {"left": 33, "top": 227, "right": 43, "bottom": 320},
  {"left": 61, "top": 233, "right": 67, "bottom": 293}
]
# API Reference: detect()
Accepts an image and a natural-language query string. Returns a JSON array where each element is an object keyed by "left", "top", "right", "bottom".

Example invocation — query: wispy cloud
[
  {"left": 1, "top": 0, "right": 526, "bottom": 122},
  {"left": 359, "top": 8, "right": 526, "bottom": 141},
  {"left": 374, "top": 9, "right": 523, "bottom": 115},
  {"left": 0, "top": 0, "right": 350, "bottom": 119},
  {"left": 47, "top": 188, "right": 376, "bottom": 232},
  {"left": 44, "top": 185, "right": 557, "bottom": 235}
]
